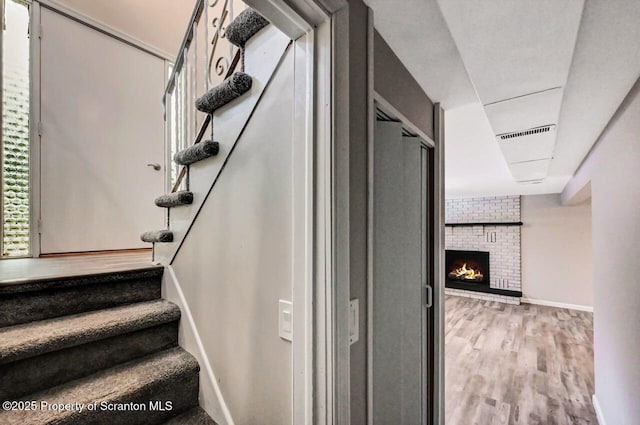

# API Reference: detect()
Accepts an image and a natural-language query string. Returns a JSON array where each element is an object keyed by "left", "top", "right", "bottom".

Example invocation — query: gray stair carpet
[
  {"left": 195, "top": 72, "right": 252, "bottom": 114},
  {"left": 0, "top": 300, "right": 180, "bottom": 364},
  {"left": 156, "top": 191, "right": 194, "bottom": 208},
  {"left": 174, "top": 140, "right": 220, "bottom": 166},
  {"left": 163, "top": 407, "right": 217, "bottom": 425},
  {"left": 1, "top": 321, "right": 179, "bottom": 401},
  {"left": 141, "top": 229, "right": 174, "bottom": 243},
  {"left": 0, "top": 348, "right": 199, "bottom": 425},
  {"left": 225, "top": 8, "right": 269, "bottom": 48},
  {"left": 0, "top": 267, "right": 163, "bottom": 327},
  {"left": 0, "top": 268, "right": 217, "bottom": 424}
]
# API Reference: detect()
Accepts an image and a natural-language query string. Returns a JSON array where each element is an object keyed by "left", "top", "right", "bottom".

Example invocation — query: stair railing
[{"left": 163, "top": 0, "right": 245, "bottom": 194}]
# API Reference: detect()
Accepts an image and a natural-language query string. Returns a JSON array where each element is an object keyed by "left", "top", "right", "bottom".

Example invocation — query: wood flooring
[
  {"left": 445, "top": 295, "right": 597, "bottom": 425},
  {"left": 0, "top": 251, "right": 154, "bottom": 285}
]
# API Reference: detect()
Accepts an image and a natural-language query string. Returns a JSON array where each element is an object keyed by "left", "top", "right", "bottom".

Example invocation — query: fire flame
[{"left": 451, "top": 263, "right": 483, "bottom": 281}]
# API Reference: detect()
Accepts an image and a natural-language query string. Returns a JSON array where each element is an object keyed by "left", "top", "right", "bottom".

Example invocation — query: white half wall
[
  {"left": 565, "top": 76, "right": 640, "bottom": 425},
  {"left": 168, "top": 46, "right": 296, "bottom": 425},
  {"left": 162, "top": 266, "right": 233, "bottom": 425},
  {"left": 521, "top": 194, "right": 593, "bottom": 309}
]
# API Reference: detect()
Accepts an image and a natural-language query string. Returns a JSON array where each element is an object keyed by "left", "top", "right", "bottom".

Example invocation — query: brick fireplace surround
[{"left": 445, "top": 196, "right": 522, "bottom": 305}]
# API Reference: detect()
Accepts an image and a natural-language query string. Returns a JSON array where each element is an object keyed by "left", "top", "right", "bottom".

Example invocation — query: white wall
[
  {"left": 564, "top": 76, "right": 640, "bottom": 425},
  {"left": 45, "top": 0, "right": 195, "bottom": 56},
  {"left": 521, "top": 194, "right": 593, "bottom": 308},
  {"left": 168, "top": 45, "right": 295, "bottom": 425}
]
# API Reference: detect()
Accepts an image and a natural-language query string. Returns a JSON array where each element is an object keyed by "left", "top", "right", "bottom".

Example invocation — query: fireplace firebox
[{"left": 445, "top": 250, "right": 490, "bottom": 288}]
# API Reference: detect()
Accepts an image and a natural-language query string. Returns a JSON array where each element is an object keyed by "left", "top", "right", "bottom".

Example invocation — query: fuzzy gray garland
[
  {"left": 225, "top": 9, "right": 269, "bottom": 48},
  {"left": 174, "top": 140, "right": 220, "bottom": 166},
  {"left": 140, "top": 230, "right": 173, "bottom": 243},
  {"left": 155, "top": 191, "right": 194, "bottom": 208},
  {"left": 195, "top": 72, "right": 253, "bottom": 114}
]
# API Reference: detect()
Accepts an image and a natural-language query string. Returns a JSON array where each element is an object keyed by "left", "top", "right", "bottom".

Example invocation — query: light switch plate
[
  {"left": 349, "top": 299, "right": 359, "bottom": 345},
  {"left": 279, "top": 300, "right": 293, "bottom": 342}
]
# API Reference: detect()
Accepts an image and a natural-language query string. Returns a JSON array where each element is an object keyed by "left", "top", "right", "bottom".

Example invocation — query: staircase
[
  {"left": 141, "top": 7, "right": 271, "bottom": 255},
  {"left": 0, "top": 267, "right": 215, "bottom": 424},
  {"left": 0, "top": 5, "right": 285, "bottom": 424}
]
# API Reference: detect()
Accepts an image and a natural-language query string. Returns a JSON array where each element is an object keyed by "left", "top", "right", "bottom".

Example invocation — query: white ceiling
[
  {"left": 443, "top": 103, "right": 569, "bottom": 196},
  {"left": 365, "top": 0, "right": 640, "bottom": 197},
  {"left": 49, "top": 0, "right": 196, "bottom": 56},
  {"left": 438, "top": 0, "right": 584, "bottom": 105},
  {"left": 363, "top": 0, "right": 478, "bottom": 109},
  {"left": 550, "top": 0, "right": 640, "bottom": 177}
]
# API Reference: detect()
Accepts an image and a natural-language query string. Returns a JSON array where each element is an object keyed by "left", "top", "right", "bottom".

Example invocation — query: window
[{"left": 2, "top": 0, "right": 31, "bottom": 257}]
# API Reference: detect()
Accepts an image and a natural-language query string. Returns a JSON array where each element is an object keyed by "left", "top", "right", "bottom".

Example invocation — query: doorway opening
[
  {"left": 444, "top": 195, "right": 596, "bottom": 424},
  {"left": 1, "top": 0, "right": 31, "bottom": 257}
]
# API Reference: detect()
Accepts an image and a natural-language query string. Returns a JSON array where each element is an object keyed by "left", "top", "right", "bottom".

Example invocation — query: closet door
[{"left": 372, "top": 120, "right": 430, "bottom": 425}]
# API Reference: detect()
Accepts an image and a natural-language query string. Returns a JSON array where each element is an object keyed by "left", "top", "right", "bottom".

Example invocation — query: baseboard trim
[
  {"left": 592, "top": 394, "right": 606, "bottom": 425},
  {"left": 521, "top": 297, "right": 593, "bottom": 312},
  {"left": 39, "top": 248, "right": 152, "bottom": 258},
  {"left": 163, "top": 266, "right": 235, "bottom": 425}
]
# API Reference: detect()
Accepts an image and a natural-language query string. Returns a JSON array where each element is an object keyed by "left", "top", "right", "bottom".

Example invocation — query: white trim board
[
  {"left": 244, "top": 0, "right": 316, "bottom": 39},
  {"left": 30, "top": 2, "right": 42, "bottom": 258},
  {"left": 291, "top": 28, "right": 315, "bottom": 425},
  {"left": 521, "top": 297, "right": 593, "bottom": 312},
  {"left": 312, "top": 17, "right": 337, "bottom": 425},
  {"left": 162, "top": 265, "right": 235, "bottom": 425},
  {"left": 330, "top": 7, "right": 353, "bottom": 425},
  {"left": 434, "top": 104, "right": 446, "bottom": 425},
  {"left": 592, "top": 394, "right": 606, "bottom": 425}
]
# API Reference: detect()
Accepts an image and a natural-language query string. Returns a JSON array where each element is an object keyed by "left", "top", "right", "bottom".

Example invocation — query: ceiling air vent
[
  {"left": 494, "top": 124, "right": 557, "bottom": 182},
  {"left": 498, "top": 125, "right": 554, "bottom": 141}
]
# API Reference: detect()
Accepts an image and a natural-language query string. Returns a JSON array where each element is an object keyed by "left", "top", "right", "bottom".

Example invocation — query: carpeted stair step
[
  {"left": 141, "top": 230, "right": 174, "bottom": 243},
  {"left": 163, "top": 407, "right": 217, "bottom": 425},
  {"left": 0, "top": 300, "right": 180, "bottom": 400},
  {"left": 174, "top": 140, "right": 220, "bottom": 166},
  {"left": 225, "top": 8, "right": 270, "bottom": 48},
  {"left": 155, "top": 191, "right": 194, "bottom": 208},
  {"left": 0, "top": 347, "right": 200, "bottom": 425},
  {"left": 0, "top": 300, "right": 179, "bottom": 363},
  {"left": 0, "top": 267, "right": 163, "bottom": 327},
  {"left": 195, "top": 72, "right": 252, "bottom": 114},
  {"left": 1, "top": 323, "right": 179, "bottom": 402}
]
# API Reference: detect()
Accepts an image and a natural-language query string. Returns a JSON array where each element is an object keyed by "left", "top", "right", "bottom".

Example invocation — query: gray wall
[
  {"left": 348, "top": 1, "right": 370, "bottom": 424},
  {"left": 345, "top": 2, "right": 436, "bottom": 422},
  {"left": 374, "top": 30, "right": 435, "bottom": 140},
  {"left": 521, "top": 194, "right": 593, "bottom": 307},
  {"left": 567, "top": 76, "right": 640, "bottom": 424}
]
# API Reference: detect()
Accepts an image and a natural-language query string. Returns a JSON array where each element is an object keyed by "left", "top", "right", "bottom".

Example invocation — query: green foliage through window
[{"left": 2, "top": 0, "right": 31, "bottom": 256}]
